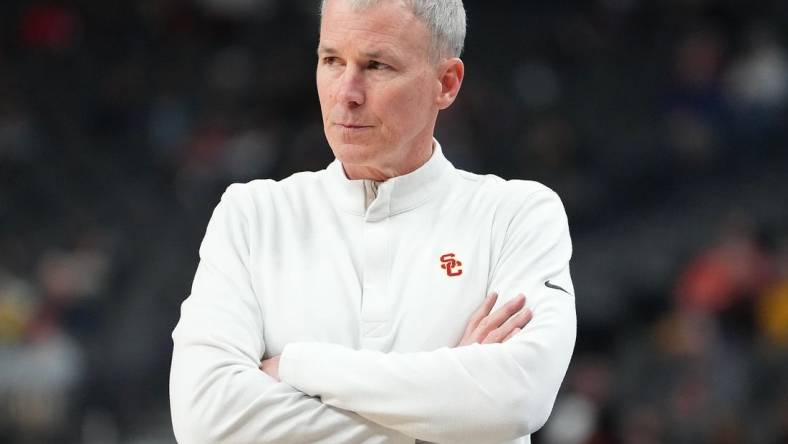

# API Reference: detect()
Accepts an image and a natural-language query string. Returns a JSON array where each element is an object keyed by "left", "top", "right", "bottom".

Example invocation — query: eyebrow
[
  {"left": 317, "top": 45, "right": 337, "bottom": 56},
  {"left": 317, "top": 45, "right": 398, "bottom": 62},
  {"left": 362, "top": 50, "right": 385, "bottom": 59}
]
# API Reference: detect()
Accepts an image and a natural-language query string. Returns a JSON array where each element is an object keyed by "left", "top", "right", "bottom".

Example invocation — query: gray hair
[{"left": 320, "top": 0, "right": 466, "bottom": 60}]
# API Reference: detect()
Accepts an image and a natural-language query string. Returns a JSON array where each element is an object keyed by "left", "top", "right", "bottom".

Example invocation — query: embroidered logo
[
  {"left": 545, "top": 280, "right": 571, "bottom": 295},
  {"left": 440, "top": 253, "right": 463, "bottom": 277}
]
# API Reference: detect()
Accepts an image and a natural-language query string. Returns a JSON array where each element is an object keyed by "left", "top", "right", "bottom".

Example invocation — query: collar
[{"left": 322, "top": 139, "right": 455, "bottom": 220}]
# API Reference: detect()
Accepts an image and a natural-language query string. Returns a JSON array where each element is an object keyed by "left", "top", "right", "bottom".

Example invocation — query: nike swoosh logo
[{"left": 545, "top": 280, "right": 571, "bottom": 295}]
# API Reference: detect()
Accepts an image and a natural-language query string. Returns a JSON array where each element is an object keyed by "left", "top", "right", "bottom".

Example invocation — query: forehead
[{"left": 319, "top": 0, "right": 430, "bottom": 58}]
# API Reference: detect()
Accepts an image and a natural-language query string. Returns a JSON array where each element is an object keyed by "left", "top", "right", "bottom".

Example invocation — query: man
[{"left": 169, "top": 0, "right": 576, "bottom": 443}]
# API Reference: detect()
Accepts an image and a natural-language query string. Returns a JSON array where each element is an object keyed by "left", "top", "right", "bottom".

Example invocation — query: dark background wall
[{"left": 0, "top": 0, "right": 786, "bottom": 443}]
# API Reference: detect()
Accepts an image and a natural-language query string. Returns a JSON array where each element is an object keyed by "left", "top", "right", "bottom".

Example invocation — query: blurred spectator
[
  {"left": 542, "top": 394, "right": 598, "bottom": 444},
  {"left": 664, "top": 28, "right": 727, "bottom": 170},
  {"left": 674, "top": 214, "right": 773, "bottom": 321},
  {"left": 542, "top": 355, "right": 615, "bottom": 444},
  {"left": 723, "top": 23, "right": 788, "bottom": 157},
  {"left": 723, "top": 23, "right": 788, "bottom": 111},
  {"left": 19, "top": 3, "right": 82, "bottom": 52},
  {"left": 0, "top": 272, "right": 38, "bottom": 344},
  {"left": 756, "top": 238, "right": 788, "bottom": 346},
  {"left": 0, "top": 271, "right": 84, "bottom": 443}
]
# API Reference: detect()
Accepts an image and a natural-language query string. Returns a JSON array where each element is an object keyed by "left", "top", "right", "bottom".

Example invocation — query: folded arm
[
  {"left": 170, "top": 186, "right": 413, "bottom": 444},
  {"left": 278, "top": 187, "right": 577, "bottom": 444}
]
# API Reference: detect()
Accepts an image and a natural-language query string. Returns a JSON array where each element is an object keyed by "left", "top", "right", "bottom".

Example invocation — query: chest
[{"left": 252, "top": 206, "right": 497, "bottom": 356}]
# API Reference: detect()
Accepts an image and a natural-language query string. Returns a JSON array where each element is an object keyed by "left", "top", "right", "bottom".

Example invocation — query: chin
[{"left": 328, "top": 139, "right": 381, "bottom": 165}]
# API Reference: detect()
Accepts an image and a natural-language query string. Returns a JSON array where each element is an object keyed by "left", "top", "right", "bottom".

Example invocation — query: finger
[
  {"left": 499, "top": 306, "right": 533, "bottom": 335},
  {"left": 464, "top": 292, "right": 498, "bottom": 335},
  {"left": 482, "top": 308, "right": 532, "bottom": 344},
  {"left": 473, "top": 294, "right": 525, "bottom": 340},
  {"left": 458, "top": 293, "right": 499, "bottom": 346},
  {"left": 503, "top": 327, "right": 521, "bottom": 342}
]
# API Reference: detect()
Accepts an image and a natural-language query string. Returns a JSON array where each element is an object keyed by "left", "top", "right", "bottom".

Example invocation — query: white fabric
[{"left": 170, "top": 140, "right": 577, "bottom": 444}]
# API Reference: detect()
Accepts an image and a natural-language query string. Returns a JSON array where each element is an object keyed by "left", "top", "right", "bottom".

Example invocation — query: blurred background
[{"left": 1, "top": 0, "right": 787, "bottom": 443}]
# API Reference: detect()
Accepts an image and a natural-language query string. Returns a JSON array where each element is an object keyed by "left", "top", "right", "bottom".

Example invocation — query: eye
[
  {"left": 367, "top": 60, "right": 390, "bottom": 70},
  {"left": 322, "top": 56, "right": 339, "bottom": 65}
]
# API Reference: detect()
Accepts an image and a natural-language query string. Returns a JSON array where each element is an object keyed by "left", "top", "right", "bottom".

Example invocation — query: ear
[{"left": 435, "top": 58, "right": 464, "bottom": 110}]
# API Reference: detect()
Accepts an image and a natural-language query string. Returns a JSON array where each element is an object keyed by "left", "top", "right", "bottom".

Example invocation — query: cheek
[
  {"left": 317, "top": 91, "right": 331, "bottom": 119},
  {"left": 316, "top": 75, "right": 335, "bottom": 116},
  {"left": 384, "top": 82, "right": 432, "bottom": 126}
]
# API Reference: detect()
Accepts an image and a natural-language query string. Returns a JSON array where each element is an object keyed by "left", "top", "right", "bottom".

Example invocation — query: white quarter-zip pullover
[{"left": 170, "top": 140, "right": 577, "bottom": 444}]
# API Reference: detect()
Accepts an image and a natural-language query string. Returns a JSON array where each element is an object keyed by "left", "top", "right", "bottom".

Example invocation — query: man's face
[{"left": 317, "top": 0, "right": 441, "bottom": 179}]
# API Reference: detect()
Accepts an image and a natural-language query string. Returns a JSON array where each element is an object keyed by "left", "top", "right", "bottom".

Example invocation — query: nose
[{"left": 336, "top": 66, "right": 365, "bottom": 107}]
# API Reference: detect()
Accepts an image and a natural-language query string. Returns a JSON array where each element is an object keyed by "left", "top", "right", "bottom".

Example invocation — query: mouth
[{"left": 335, "top": 123, "right": 373, "bottom": 129}]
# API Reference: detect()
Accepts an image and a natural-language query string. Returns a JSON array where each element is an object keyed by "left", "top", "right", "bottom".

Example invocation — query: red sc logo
[{"left": 440, "top": 253, "right": 463, "bottom": 277}]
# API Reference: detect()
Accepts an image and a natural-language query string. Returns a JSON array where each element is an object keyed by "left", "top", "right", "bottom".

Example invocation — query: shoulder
[
  {"left": 450, "top": 169, "right": 571, "bottom": 253},
  {"left": 454, "top": 168, "right": 564, "bottom": 213},
  {"left": 217, "top": 170, "right": 326, "bottom": 215},
  {"left": 202, "top": 171, "right": 327, "bottom": 245}
]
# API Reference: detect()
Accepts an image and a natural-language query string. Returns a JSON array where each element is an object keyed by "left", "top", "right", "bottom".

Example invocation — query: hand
[
  {"left": 259, "top": 355, "right": 281, "bottom": 381},
  {"left": 457, "top": 293, "right": 532, "bottom": 346}
]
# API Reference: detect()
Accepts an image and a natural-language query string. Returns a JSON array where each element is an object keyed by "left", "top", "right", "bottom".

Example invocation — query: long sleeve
[
  {"left": 278, "top": 187, "right": 576, "bottom": 444},
  {"left": 169, "top": 185, "right": 413, "bottom": 444}
]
